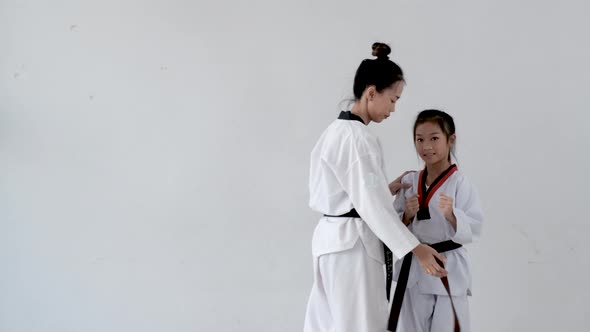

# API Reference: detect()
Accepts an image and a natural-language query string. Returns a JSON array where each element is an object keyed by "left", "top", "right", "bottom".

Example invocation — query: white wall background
[{"left": 1, "top": 0, "right": 589, "bottom": 331}]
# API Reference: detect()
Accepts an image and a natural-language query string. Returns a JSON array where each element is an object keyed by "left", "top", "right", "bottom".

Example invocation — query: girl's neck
[{"left": 425, "top": 159, "right": 452, "bottom": 184}]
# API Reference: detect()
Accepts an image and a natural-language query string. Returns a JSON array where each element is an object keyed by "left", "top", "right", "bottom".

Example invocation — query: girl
[
  {"left": 303, "top": 44, "right": 448, "bottom": 332},
  {"left": 390, "top": 109, "right": 484, "bottom": 332}
]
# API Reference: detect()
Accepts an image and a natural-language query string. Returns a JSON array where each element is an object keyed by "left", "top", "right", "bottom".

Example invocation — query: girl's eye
[
  {"left": 416, "top": 138, "right": 423, "bottom": 142},
  {"left": 432, "top": 137, "right": 439, "bottom": 141}
]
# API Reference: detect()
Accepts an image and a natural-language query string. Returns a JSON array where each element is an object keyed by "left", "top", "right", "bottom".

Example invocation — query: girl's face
[
  {"left": 367, "top": 81, "right": 404, "bottom": 123},
  {"left": 414, "top": 121, "right": 455, "bottom": 165}
]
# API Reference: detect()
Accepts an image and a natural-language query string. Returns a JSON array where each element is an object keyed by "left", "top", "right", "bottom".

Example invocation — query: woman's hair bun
[{"left": 371, "top": 42, "right": 391, "bottom": 60}]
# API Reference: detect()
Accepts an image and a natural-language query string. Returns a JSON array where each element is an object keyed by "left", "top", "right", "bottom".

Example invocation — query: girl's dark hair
[
  {"left": 413, "top": 109, "right": 457, "bottom": 162},
  {"left": 352, "top": 42, "right": 405, "bottom": 100}
]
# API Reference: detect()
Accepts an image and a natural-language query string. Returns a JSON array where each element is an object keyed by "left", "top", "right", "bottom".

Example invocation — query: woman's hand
[
  {"left": 389, "top": 170, "right": 415, "bottom": 195},
  {"left": 412, "top": 244, "right": 448, "bottom": 277}
]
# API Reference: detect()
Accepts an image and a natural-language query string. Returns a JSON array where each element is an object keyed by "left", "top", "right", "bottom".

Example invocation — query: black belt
[
  {"left": 323, "top": 209, "right": 361, "bottom": 218},
  {"left": 388, "top": 240, "right": 463, "bottom": 332},
  {"left": 323, "top": 209, "right": 396, "bottom": 306}
]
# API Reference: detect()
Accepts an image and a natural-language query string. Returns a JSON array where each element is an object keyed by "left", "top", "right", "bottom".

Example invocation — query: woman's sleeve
[{"left": 337, "top": 154, "right": 419, "bottom": 260}]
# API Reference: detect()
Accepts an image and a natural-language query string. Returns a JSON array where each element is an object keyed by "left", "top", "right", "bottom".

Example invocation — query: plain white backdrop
[{"left": 1, "top": 0, "right": 589, "bottom": 331}]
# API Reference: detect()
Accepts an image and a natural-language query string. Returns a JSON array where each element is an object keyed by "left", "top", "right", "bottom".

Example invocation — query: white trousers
[
  {"left": 303, "top": 239, "right": 389, "bottom": 332},
  {"left": 397, "top": 286, "right": 470, "bottom": 332}
]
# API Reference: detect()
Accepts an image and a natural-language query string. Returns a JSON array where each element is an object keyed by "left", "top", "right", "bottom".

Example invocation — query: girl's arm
[
  {"left": 447, "top": 176, "right": 484, "bottom": 245},
  {"left": 393, "top": 178, "right": 412, "bottom": 226}
]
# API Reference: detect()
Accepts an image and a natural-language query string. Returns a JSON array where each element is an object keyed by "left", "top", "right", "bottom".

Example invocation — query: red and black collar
[{"left": 418, "top": 164, "right": 458, "bottom": 209}]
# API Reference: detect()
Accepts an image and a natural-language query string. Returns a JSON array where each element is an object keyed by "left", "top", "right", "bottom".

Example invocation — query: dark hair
[
  {"left": 413, "top": 109, "right": 456, "bottom": 161},
  {"left": 352, "top": 42, "right": 405, "bottom": 100}
]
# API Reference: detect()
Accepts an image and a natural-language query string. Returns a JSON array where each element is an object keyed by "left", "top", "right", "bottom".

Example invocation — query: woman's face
[{"left": 367, "top": 81, "right": 404, "bottom": 123}]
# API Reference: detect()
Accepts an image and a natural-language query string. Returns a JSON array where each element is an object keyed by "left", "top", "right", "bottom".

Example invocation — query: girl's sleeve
[{"left": 451, "top": 176, "right": 484, "bottom": 245}]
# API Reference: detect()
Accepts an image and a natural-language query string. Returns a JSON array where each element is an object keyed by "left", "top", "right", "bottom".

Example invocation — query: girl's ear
[
  {"left": 449, "top": 133, "right": 456, "bottom": 145},
  {"left": 448, "top": 134, "right": 457, "bottom": 162}
]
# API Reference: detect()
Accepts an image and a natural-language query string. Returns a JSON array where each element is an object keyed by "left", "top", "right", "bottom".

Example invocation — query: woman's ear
[{"left": 365, "top": 85, "right": 376, "bottom": 101}]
